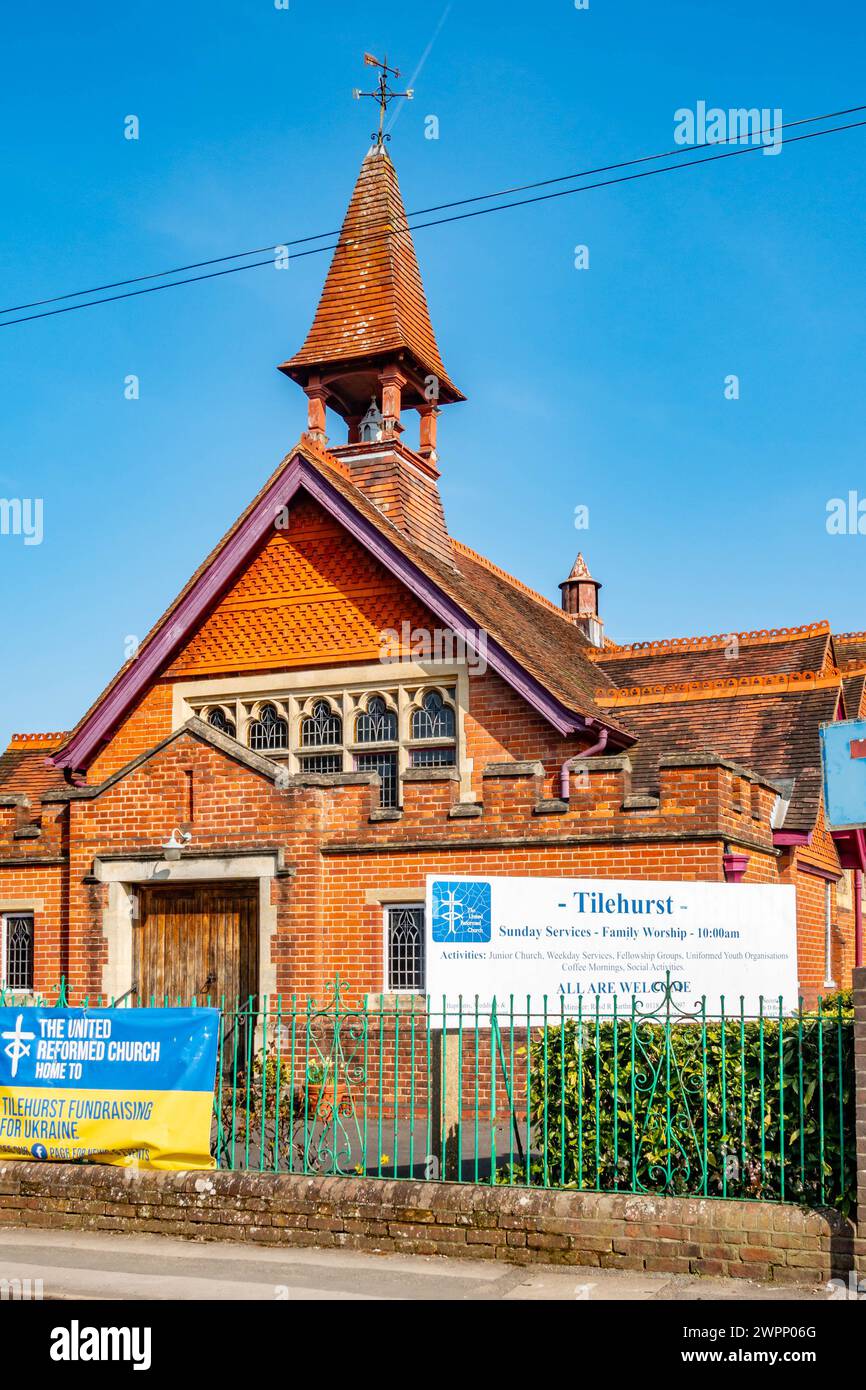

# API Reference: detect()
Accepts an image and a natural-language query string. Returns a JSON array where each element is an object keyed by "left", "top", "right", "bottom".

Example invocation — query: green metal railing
[{"left": 3, "top": 975, "right": 855, "bottom": 1214}]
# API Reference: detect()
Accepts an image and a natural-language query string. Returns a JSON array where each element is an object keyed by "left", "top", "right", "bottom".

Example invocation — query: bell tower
[{"left": 278, "top": 55, "right": 464, "bottom": 563}]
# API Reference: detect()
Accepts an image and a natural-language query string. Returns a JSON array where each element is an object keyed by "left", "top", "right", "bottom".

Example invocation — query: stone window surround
[
  {"left": 364, "top": 887, "right": 427, "bottom": 1000},
  {"left": 0, "top": 898, "right": 42, "bottom": 996},
  {"left": 92, "top": 854, "right": 281, "bottom": 1003},
  {"left": 172, "top": 661, "right": 475, "bottom": 801}
]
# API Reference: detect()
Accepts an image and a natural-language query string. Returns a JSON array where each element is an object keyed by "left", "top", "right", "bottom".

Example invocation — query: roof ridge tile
[
  {"left": 595, "top": 667, "right": 843, "bottom": 707},
  {"left": 451, "top": 539, "right": 580, "bottom": 626},
  {"left": 591, "top": 620, "right": 830, "bottom": 661}
]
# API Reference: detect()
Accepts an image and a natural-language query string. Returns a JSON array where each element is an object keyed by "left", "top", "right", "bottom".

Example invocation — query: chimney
[{"left": 559, "top": 553, "right": 604, "bottom": 647}]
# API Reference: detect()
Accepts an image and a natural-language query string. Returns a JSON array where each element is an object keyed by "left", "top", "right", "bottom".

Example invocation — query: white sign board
[{"left": 425, "top": 875, "right": 799, "bottom": 1022}]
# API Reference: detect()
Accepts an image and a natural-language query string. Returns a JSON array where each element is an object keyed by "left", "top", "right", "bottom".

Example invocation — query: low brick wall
[{"left": 0, "top": 1161, "right": 854, "bottom": 1285}]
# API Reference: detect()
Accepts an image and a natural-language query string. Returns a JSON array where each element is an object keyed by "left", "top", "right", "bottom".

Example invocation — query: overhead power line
[
  {"left": 3, "top": 102, "right": 863, "bottom": 318},
  {"left": 2, "top": 111, "right": 865, "bottom": 330}
]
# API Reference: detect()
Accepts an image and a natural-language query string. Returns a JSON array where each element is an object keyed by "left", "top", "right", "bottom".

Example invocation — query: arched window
[
  {"left": 207, "top": 707, "right": 236, "bottom": 739},
  {"left": 248, "top": 702, "right": 288, "bottom": 752},
  {"left": 301, "top": 699, "right": 342, "bottom": 748},
  {"left": 411, "top": 690, "right": 455, "bottom": 741},
  {"left": 356, "top": 695, "right": 397, "bottom": 744}
]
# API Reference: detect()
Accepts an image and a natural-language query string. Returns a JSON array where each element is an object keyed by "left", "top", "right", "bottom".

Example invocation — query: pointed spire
[
  {"left": 568, "top": 553, "right": 593, "bottom": 582},
  {"left": 278, "top": 144, "right": 464, "bottom": 444}
]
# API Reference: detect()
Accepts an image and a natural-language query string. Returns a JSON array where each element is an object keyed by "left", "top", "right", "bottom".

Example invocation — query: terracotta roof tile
[
  {"left": 0, "top": 734, "right": 69, "bottom": 804},
  {"left": 834, "top": 632, "right": 866, "bottom": 668},
  {"left": 280, "top": 146, "right": 463, "bottom": 402},
  {"left": 595, "top": 623, "right": 832, "bottom": 686},
  {"left": 306, "top": 450, "right": 629, "bottom": 735},
  {"left": 602, "top": 684, "right": 840, "bottom": 831},
  {"left": 842, "top": 671, "right": 866, "bottom": 719}
]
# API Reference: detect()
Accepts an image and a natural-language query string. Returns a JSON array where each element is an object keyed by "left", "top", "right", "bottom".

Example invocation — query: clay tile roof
[
  {"left": 593, "top": 622, "right": 832, "bottom": 687},
  {"left": 842, "top": 670, "right": 866, "bottom": 719},
  {"left": 596, "top": 681, "right": 840, "bottom": 832},
  {"left": 279, "top": 145, "right": 464, "bottom": 402},
  {"left": 305, "top": 451, "right": 628, "bottom": 735},
  {"left": 834, "top": 631, "right": 866, "bottom": 669},
  {"left": 0, "top": 733, "right": 69, "bottom": 804}
]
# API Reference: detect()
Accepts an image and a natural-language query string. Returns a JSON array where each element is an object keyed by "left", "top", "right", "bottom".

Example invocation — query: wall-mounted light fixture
[{"left": 162, "top": 828, "right": 192, "bottom": 862}]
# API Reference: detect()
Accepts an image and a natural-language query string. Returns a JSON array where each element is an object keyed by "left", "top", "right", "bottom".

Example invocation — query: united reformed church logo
[
  {"left": 1, "top": 1014, "right": 35, "bottom": 1079},
  {"left": 431, "top": 880, "right": 492, "bottom": 942}
]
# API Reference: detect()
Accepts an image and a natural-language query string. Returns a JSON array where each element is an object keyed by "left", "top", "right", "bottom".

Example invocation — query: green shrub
[{"left": 518, "top": 1009, "right": 855, "bottom": 1216}]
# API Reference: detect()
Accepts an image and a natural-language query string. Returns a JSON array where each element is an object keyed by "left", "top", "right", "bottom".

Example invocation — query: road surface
[{"left": 0, "top": 1227, "right": 832, "bottom": 1300}]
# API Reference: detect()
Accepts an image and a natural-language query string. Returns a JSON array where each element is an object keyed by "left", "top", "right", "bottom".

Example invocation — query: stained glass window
[
  {"left": 356, "top": 695, "right": 397, "bottom": 743},
  {"left": 411, "top": 690, "right": 455, "bottom": 740},
  {"left": 3, "top": 914, "right": 34, "bottom": 992},
  {"left": 207, "top": 708, "right": 236, "bottom": 738},
  {"left": 248, "top": 703, "right": 288, "bottom": 752},
  {"left": 387, "top": 906, "right": 425, "bottom": 991},
  {"left": 301, "top": 700, "right": 342, "bottom": 748}
]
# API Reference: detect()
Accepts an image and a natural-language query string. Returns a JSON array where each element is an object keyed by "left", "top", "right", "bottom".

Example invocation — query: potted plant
[{"left": 303, "top": 1061, "right": 328, "bottom": 1116}]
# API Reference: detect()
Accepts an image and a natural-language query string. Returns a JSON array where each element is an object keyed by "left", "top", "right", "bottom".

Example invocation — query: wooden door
[{"left": 135, "top": 883, "right": 259, "bottom": 1006}]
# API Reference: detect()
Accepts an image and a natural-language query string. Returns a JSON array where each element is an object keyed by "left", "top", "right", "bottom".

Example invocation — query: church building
[{"left": 1, "top": 136, "right": 864, "bottom": 1007}]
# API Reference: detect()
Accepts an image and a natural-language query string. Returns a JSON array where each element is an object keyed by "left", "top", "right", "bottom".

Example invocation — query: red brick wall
[
  {"left": 0, "top": 1163, "right": 851, "bottom": 1284},
  {"left": 88, "top": 682, "right": 174, "bottom": 784},
  {"left": 0, "top": 728, "right": 852, "bottom": 1003},
  {"left": 0, "top": 863, "right": 65, "bottom": 994}
]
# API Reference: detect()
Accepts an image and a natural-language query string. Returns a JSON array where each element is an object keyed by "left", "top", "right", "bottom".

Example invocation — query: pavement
[{"left": 0, "top": 1227, "right": 834, "bottom": 1300}]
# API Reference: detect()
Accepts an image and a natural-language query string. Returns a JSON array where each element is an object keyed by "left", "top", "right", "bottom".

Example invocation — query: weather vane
[{"left": 353, "top": 52, "right": 414, "bottom": 146}]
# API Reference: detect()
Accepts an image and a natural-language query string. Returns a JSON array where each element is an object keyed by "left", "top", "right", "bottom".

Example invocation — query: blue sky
[{"left": 1, "top": 0, "right": 865, "bottom": 746}]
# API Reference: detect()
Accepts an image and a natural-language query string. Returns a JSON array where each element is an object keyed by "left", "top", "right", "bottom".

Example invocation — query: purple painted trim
[
  {"left": 797, "top": 862, "right": 841, "bottom": 882},
  {"left": 54, "top": 455, "right": 616, "bottom": 771},
  {"left": 830, "top": 827, "right": 866, "bottom": 873},
  {"left": 723, "top": 852, "right": 749, "bottom": 883},
  {"left": 773, "top": 830, "right": 812, "bottom": 847},
  {"left": 53, "top": 456, "right": 304, "bottom": 771}
]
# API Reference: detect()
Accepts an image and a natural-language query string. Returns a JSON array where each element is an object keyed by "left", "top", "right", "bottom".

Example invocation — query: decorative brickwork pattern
[{"left": 166, "top": 497, "right": 436, "bottom": 678}]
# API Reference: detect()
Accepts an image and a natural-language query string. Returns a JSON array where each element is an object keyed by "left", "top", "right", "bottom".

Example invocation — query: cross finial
[{"left": 353, "top": 52, "right": 414, "bottom": 146}]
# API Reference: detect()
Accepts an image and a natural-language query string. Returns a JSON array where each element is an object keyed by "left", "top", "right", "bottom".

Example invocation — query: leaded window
[
  {"left": 207, "top": 707, "right": 236, "bottom": 738},
  {"left": 411, "top": 690, "right": 455, "bottom": 740},
  {"left": 356, "top": 696, "right": 397, "bottom": 744},
  {"left": 410, "top": 746, "right": 456, "bottom": 768},
  {"left": 248, "top": 703, "right": 288, "bottom": 752},
  {"left": 356, "top": 751, "right": 399, "bottom": 808},
  {"left": 3, "top": 914, "right": 34, "bottom": 992},
  {"left": 299, "top": 753, "right": 343, "bottom": 775},
  {"left": 386, "top": 906, "right": 425, "bottom": 991},
  {"left": 301, "top": 700, "right": 342, "bottom": 748},
  {"left": 189, "top": 679, "right": 463, "bottom": 801}
]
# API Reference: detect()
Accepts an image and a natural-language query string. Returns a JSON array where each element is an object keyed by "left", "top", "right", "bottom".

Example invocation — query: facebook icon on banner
[{"left": 431, "top": 880, "right": 492, "bottom": 942}]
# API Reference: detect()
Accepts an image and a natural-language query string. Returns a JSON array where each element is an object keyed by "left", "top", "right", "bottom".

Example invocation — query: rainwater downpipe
[
  {"left": 560, "top": 724, "right": 609, "bottom": 800},
  {"left": 856, "top": 869, "right": 863, "bottom": 971},
  {"left": 824, "top": 879, "right": 836, "bottom": 990}
]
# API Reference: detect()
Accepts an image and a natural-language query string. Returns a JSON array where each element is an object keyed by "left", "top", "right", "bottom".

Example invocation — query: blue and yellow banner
[{"left": 0, "top": 1007, "right": 220, "bottom": 1170}]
